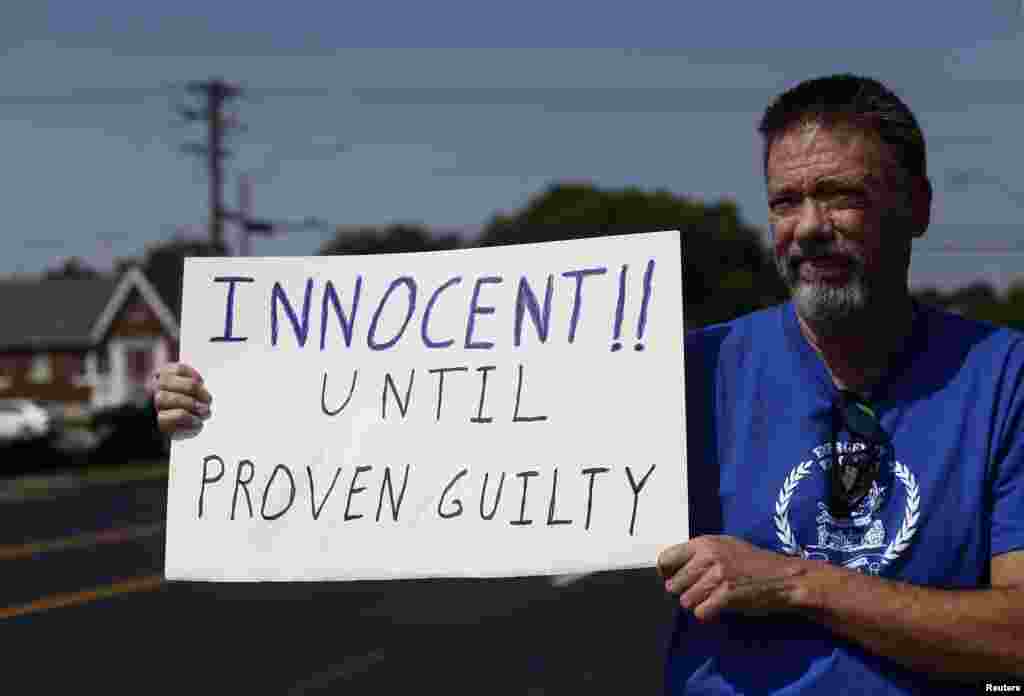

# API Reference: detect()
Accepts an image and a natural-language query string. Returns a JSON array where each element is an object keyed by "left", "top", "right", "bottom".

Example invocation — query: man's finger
[
  {"left": 155, "top": 391, "right": 211, "bottom": 418},
  {"left": 155, "top": 389, "right": 211, "bottom": 414},
  {"left": 693, "top": 580, "right": 732, "bottom": 623},
  {"left": 657, "top": 542, "right": 697, "bottom": 579},
  {"left": 157, "top": 375, "right": 212, "bottom": 403},
  {"left": 665, "top": 555, "right": 712, "bottom": 595},
  {"left": 158, "top": 375, "right": 211, "bottom": 402},
  {"left": 156, "top": 363, "right": 204, "bottom": 384},
  {"left": 172, "top": 363, "right": 204, "bottom": 381},
  {"left": 678, "top": 564, "right": 721, "bottom": 610},
  {"left": 157, "top": 409, "right": 203, "bottom": 435}
]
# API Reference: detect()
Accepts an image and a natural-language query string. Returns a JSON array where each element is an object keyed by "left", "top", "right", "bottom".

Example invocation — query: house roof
[
  {"left": 0, "top": 268, "right": 179, "bottom": 350},
  {"left": 0, "top": 276, "right": 119, "bottom": 349}
]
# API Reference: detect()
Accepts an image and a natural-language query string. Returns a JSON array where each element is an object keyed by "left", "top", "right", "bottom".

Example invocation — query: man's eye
[
  {"left": 769, "top": 198, "right": 796, "bottom": 213},
  {"left": 827, "top": 192, "right": 867, "bottom": 208}
]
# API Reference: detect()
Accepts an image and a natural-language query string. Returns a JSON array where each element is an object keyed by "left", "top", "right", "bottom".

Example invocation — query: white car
[{"left": 0, "top": 399, "right": 52, "bottom": 443}]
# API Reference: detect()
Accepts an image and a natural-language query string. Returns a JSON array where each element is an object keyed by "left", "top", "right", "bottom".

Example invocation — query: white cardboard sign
[{"left": 164, "top": 230, "right": 688, "bottom": 581}]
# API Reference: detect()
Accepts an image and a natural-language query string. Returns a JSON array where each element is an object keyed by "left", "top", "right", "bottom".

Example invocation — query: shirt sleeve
[{"left": 991, "top": 339, "right": 1024, "bottom": 557}]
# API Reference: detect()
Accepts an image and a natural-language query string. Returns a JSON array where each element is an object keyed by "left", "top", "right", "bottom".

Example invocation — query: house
[{"left": 0, "top": 268, "right": 179, "bottom": 415}]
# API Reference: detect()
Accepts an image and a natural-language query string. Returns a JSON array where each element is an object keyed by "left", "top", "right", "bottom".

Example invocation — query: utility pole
[
  {"left": 238, "top": 173, "right": 251, "bottom": 256},
  {"left": 179, "top": 78, "right": 243, "bottom": 251},
  {"left": 231, "top": 173, "right": 331, "bottom": 255},
  {"left": 236, "top": 173, "right": 274, "bottom": 256}
]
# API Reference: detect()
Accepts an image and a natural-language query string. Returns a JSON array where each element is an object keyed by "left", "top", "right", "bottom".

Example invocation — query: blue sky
[{"left": 2, "top": 1, "right": 1023, "bottom": 291}]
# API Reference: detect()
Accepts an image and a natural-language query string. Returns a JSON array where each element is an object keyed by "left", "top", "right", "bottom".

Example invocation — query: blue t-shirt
[{"left": 665, "top": 301, "right": 1024, "bottom": 695}]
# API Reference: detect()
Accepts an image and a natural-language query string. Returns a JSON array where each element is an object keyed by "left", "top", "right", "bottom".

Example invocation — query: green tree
[
  {"left": 913, "top": 280, "right": 1024, "bottom": 332},
  {"left": 44, "top": 256, "right": 100, "bottom": 279},
  {"left": 318, "top": 224, "right": 460, "bottom": 256},
  {"left": 139, "top": 239, "right": 230, "bottom": 321},
  {"left": 478, "top": 182, "right": 787, "bottom": 327}
]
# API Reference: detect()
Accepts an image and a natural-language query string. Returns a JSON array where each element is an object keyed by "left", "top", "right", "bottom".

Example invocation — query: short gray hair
[{"left": 758, "top": 74, "right": 927, "bottom": 181}]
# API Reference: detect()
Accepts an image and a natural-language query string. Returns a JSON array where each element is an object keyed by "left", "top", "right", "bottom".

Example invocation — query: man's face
[{"left": 765, "top": 121, "right": 925, "bottom": 327}]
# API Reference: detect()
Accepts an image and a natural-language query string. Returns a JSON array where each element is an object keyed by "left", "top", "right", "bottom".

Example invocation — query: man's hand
[
  {"left": 657, "top": 535, "right": 810, "bottom": 622},
  {"left": 154, "top": 363, "right": 213, "bottom": 436}
]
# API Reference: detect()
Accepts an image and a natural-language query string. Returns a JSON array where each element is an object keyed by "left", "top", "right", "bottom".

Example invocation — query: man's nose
[{"left": 794, "top": 198, "right": 835, "bottom": 242}]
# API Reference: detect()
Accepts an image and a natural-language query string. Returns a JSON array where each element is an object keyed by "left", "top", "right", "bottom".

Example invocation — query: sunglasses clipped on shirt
[{"left": 828, "top": 390, "right": 892, "bottom": 519}]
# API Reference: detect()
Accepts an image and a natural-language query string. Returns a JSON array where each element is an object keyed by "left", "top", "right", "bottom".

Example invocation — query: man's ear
[{"left": 909, "top": 175, "right": 932, "bottom": 240}]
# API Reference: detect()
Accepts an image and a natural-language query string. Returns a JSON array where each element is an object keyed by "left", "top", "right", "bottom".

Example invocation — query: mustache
[{"left": 783, "top": 241, "right": 864, "bottom": 271}]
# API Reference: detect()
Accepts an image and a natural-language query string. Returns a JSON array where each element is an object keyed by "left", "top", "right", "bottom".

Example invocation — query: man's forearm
[{"left": 794, "top": 560, "right": 1024, "bottom": 679}]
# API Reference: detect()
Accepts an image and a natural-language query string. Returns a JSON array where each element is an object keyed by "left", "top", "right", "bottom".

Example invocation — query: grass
[
  {"left": 58, "top": 414, "right": 93, "bottom": 429},
  {"left": 6, "top": 459, "right": 169, "bottom": 499},
  {"left": 78, "top": 459, "right": 169, "bottom": 485}
]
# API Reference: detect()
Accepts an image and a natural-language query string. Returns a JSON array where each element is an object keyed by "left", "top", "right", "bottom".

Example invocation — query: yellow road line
[
  {"left": 0, "top": 575, "right": 164, "bottom": 620},
  {"left": 0, "top": 523, "right": 165, "bottom": 561}
]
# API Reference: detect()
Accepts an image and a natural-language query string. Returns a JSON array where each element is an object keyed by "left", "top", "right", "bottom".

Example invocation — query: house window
[
  {"left": 0, "top": 356, "right": 11, "bottom": 390},
  {"left": 126, "top": 348, "right": 152, "bottom": 382},
  {"left": 126, "top": 301, "right": 150, "bottom": 323},
  {"left": 65, "top": 353, "right": 86, "bottom": 379},
  {"left": 97, "top": 350, "right": 110, "bottom": 374},
  {"left": 28, "top": 354, "right": 52, "bottom": 383}
]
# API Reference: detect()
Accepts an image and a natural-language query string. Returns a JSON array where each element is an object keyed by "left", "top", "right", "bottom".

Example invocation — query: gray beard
[
  {"left": 791, "top": 276, "right": 869, "bottom": 326},
  {"left": 776, "top": 255, "right": 871, "bottom": 333}
]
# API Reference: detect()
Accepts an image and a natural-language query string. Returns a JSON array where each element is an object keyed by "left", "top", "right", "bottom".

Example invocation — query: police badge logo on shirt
[{"left": 774, "top": 441, "right": 920, "bottom": 576}]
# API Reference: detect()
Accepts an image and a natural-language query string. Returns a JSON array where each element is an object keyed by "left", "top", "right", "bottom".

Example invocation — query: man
[
  {"left": 656, "top": 74, "right": 1023, "bottom": 693},
  {"left": 155, "top": 74, "right": 1024, "bottom": 692}
]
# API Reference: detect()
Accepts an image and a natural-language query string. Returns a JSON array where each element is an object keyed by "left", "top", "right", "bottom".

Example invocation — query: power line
[
  {"left": 0, "top": 84, "right": 334, "bottom": 107},
  {"left": 245, "top": 139, "right": 350, "bottom": 183},
  {"left": 0, "top": 87, "right": 178, "bottom": 106},
  {"left": 914, "top": 248, "right": 1024, "bottom": 255},
  {"left": 946, "top": 168, "right": 1024, "bottom": 209},
  {"left": 15, "top": 231, "right": 1024, "bottom": 254}
]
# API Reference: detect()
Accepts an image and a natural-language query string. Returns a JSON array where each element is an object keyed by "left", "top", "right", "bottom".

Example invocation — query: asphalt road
[{"left": 1, "top": 459, "right": 678, "bottom": 695}]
